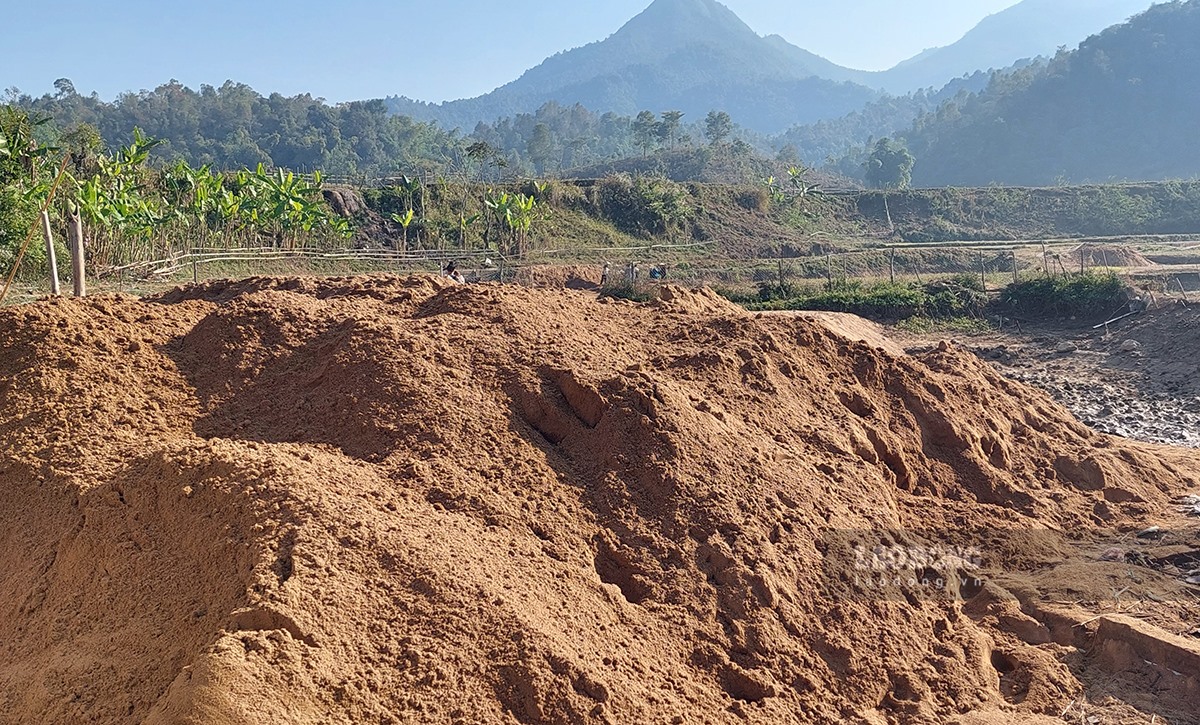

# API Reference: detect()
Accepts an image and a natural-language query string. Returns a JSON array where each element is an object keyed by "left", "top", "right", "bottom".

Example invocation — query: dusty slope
[{"left": 0, "top": 276, "right": 1197, "bottom": 724}]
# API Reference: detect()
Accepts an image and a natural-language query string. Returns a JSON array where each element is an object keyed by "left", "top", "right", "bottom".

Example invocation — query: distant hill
[
  {"left": 385, "top": 0, "right": 881, "bottom": 134},
  {"left": 899, "top": 0, "right": 1200, "bottom": 186},
  {"left": 864, "top": 0, "right": 1157, "bottom": 93},
  {"left": 762, "top": 0, "right": 1155, "bottom": 93},
  {"left": 772, "top": 67, "right": 1023, "bottom": 170},
  {"left": 859, "top": 0, "right": 1156, "bottom": 93},
  {"left": 384, "top": 0, "right": 1158, "bottom": 137}
]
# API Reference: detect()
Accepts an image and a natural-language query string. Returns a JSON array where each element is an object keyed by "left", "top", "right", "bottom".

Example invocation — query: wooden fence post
[
  {"left": 40, "top": 211, "right": 60, "bottom": 296},
  {"left": 68, "top": 214, "right": 86, "bottom": 297}
]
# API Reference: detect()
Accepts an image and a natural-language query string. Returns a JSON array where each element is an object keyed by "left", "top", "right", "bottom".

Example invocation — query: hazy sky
[{"left": 6, "top": 0, "right": 1027, "bottom": 103}]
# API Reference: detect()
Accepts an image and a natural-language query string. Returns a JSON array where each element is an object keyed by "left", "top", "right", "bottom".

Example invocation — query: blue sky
[{"left": 8, "top": 0, "right": 1034, "bottom": 102}]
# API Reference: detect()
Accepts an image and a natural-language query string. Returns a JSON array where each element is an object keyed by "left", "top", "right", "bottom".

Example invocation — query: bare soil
[
  {"left": 910, "top": 304, "right": 1200, "bottom": 449},
  {"left": 1, "top": 277, "right": 1198, "bottom": 724}
]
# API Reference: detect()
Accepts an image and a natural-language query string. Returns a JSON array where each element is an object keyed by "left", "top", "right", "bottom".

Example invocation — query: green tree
[
  {"left": 657, "top": 110, "right": 684, "bottom": 149},
  {"left": 632, "top": 111, "right": 658, "bottom": 158},
  {"left": 864, "top": 138, "right": 915, "bottom": 189},
  {"left": 466, "top": 141, "right": 494, "bottom": 181},
  {"left": 526, "top": 123, "right": 556, "bottom": 174},
  {"left": 61, "top": 122, "right": 102, "bottom": 176},
  {"left": 704, "top": 111, "right": 733, "bottom": 145}
]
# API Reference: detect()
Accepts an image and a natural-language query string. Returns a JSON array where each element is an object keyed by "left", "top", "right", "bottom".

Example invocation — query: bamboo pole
[
  {"left": 40, "top": 211, "right": 60, "bottom": 296},
  {"left": 68, "top": 214, "right": 86, "bottom": 297},
  {"left": 889, "top": 246, "right": 895, "bottom": 283}
]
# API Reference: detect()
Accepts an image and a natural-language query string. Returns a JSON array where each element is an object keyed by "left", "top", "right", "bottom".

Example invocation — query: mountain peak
[
  {"left": 620, "top": 0, "right": 756, "bottom": 43},
  {"left": 386, "top": 0, "right": 879, "bottom": 134},
  {"left": 642, "top": 0, "right": 730, "bottom": 17}
]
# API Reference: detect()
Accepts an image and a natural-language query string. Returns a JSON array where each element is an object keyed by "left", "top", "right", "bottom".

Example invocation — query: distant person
[
  {"left": 443, "top": 261, "right": 466, "bottom": 284},
  {"left": 601, "top": 262, "right": 610, "bottom": 286}
]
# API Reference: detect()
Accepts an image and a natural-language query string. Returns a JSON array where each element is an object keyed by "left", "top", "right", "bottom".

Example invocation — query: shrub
[
  {"left": 519, "top": 178, "right": 563, "bottom": 205},
  {"left": 0, "top": 185, "right": 44, "bottom": 277},
  {"left": 595, "top": 174, "right": 691, "bottom": 237},
  {"left": 999, "top": 272, "right": 1125, "bottom": 319},
  {"left": 598, "top": 284, "right": 653, "bottom": 303},
  {"left": 735, "top": 277, "right": 988, "bottom": 321},
  {"left": 735, "top": 186, "right": 770, "bottom": 212}
]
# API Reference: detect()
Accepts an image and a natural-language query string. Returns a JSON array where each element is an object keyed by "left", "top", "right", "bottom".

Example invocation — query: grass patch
[
  {"left": 998, "top": 272, "right": 1125, "bottom": 319},
  {"left": 739, "top": 277, "right": 987, "bottom": 321}
]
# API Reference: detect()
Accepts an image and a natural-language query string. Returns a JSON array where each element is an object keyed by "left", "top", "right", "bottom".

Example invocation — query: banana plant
[
  {"left": 0, "top": 108, "right": 54, "bottom": 184},
  {"left": 484, "top": 191, "right": 538, "bottom": 257},
  {"left": 761, "top": 176, "right": 786, "bottom": 204},
  {"left": 787, "top": 165, "right": 823, "bottom": 198},
  {"left": 390, "top": 209, "right": 415, "bottom": 251},
  {"left": 458, "top": 213, "right": 480, "bottom": 248}
]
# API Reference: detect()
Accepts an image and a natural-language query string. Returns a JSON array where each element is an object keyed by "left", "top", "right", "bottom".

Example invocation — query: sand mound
[
  {"left": 517, "top": 264, "right": 602, "bottom": 290},
  {"left": 1, "top": 276, "right": 1197, "bottom": 724},
  {"left": 758, "top": 310, "right": 905, "bottom": 357},
  {"left": 1071, "top": 244, "right": 1157, "bottom": 269}
]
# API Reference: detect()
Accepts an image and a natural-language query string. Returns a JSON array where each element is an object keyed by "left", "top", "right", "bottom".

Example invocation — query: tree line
[
  {"left": 5, "top": 80, "right": 764, "bottom": 183},
  {"left": 0, "top": 105, "right": 350, "bottom": 276}
]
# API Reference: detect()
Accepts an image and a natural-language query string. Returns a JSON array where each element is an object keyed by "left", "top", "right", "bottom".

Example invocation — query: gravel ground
[
  {"left": 900, "top": 306, "right": 1200, "bottom": 449},
  {"left": 979, "top": 345, "right": 1200, "bottom": 448}
]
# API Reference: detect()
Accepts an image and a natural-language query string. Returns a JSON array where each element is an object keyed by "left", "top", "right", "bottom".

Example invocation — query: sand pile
[
  {"left": 1071, "top": 244, "right": 1157, "bottom": 269},
  {"left": 516, "top": 264, "right": 602, "bottom": 290},
  {"left": 1, "top": 275, "right": 1197, "bottom": 724}
]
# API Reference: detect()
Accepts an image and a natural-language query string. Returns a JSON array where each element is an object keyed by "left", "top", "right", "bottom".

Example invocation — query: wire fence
[{"left": 45, "top": 235, "right": 1200, "bottom": 299}]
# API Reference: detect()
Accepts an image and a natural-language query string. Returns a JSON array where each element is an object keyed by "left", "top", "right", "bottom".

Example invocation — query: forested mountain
[
  {"left": 772, "top": 67, "right": 1020, "bottom": 170},
  {"left": 860, "top": 0, "right": 1156, "bottom": 93},
  {"left": 899, "top": 0, "right": 1200, "bottom": 186},
  {"left": 385, "top": 0, "right": 881, "bottom": 134},
  {"left": 384, "top": 0, "right": 1154, "bottom": 134},
  {"left": 6, "top": 0, "right": 1186, "bottom": 188}
]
